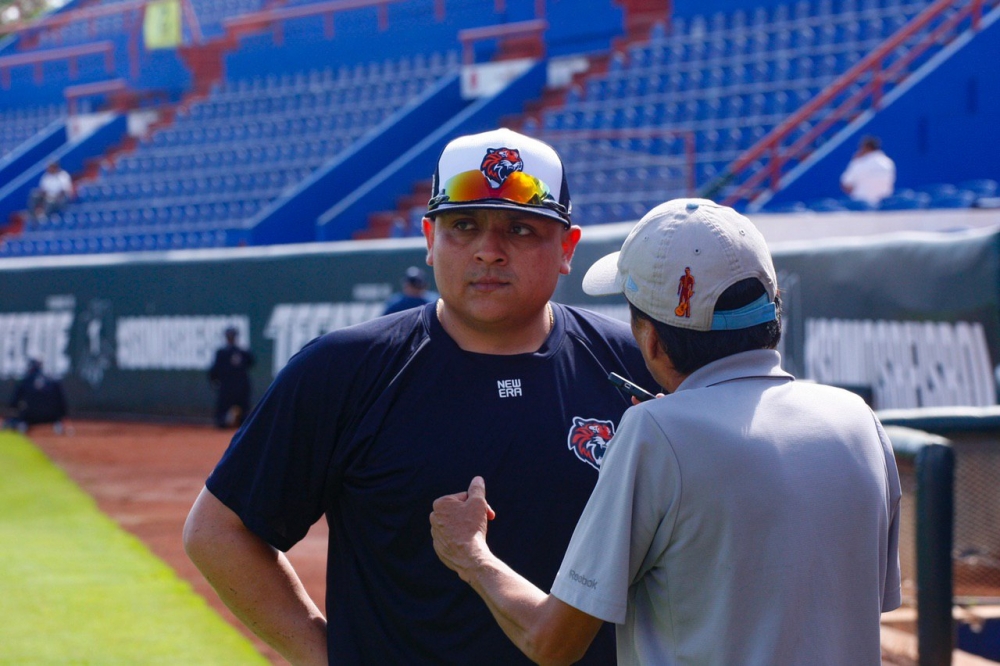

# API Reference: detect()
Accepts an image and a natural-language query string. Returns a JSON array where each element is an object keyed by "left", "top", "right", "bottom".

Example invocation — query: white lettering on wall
[
  {"left": 116, "top": 316, "right": 249, "bottom": 370},
  {"left": 805, "top": 318, "right": 996, "bottom": 409},
  {"left": 264, "top": 303, "right": 383, "bottom": 375},
  {"left": 0, "top": 311, "right": 73, "bottom": 379}
]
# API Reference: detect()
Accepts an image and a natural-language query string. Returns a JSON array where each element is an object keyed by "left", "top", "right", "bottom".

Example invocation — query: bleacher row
[
  {"left": 0, "top": 52, "right": 460, "bottom": 257},
  {"left": 0, "top": 230, "right": 231, "bottom": 257},
  {"left": 0, "top": 104, "right": 65, "bottom": 159},
  {"left": 771, "top": 179, "right": 1000, "bottom": 212}
]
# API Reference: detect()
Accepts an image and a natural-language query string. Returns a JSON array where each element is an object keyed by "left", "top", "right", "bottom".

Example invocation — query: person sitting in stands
[
  {"left": 28, "top": 161, "right": 74, "bottom": 222},
  {"left": 840, "top": 135, "right": 896, "bottom": 207}
]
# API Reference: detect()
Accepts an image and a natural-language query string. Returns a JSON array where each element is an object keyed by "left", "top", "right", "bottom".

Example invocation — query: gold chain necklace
[{"left": 436, "top": 300, "right": 554, "bottom": 332}]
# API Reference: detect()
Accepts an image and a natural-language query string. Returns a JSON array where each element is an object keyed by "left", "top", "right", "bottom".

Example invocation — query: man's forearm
[
  {"left": 461, "top": 552, "right": 602, "bottom": 666},
  {"left": 463, "top": 554, "right": 551, "bottom": 656},
  {"left": 184, "top": 488, "right": 327, "bottom": 666},
  {"left": 431, "top": 478, "right": 603, "bottom": 664}
]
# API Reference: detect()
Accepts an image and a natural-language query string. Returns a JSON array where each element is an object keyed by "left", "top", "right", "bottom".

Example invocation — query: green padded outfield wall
[{"left": 1, "top": 226, "right": 998, "bottom": 420}]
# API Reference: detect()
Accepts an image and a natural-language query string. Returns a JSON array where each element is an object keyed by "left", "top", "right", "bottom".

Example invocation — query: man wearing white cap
[
  {"left": 185, "top": 128, "right": 654, "bottom": 664},
  {"left": 431, "top": 199, "right": 901, "bottom": 664}
]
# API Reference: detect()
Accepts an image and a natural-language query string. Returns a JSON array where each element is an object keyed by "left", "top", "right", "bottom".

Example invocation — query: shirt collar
[{"left": 674, "top": 349, "right": 792, "bottom": 393}]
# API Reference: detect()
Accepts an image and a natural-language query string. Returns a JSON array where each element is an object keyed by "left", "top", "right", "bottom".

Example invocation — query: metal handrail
[
  {"left": 458, "top": 19, "right": 548, "bottom": 64},
  {"left": 64, "top": 77, "right": 127, "bottom": 114},
  {"left": 222, "top": 0, "right": 441, "bottom": 34},
  {"left": 711, "top": 0, "right": 993, "bottom": 207},
  {"left": 0, "top": 40, "right": 116, "bottom": 88},
  {"left": 0, "top": 40, "right": 114, "bottom": 68}
]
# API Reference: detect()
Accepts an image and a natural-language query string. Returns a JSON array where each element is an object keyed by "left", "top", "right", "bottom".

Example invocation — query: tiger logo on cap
[{"left": 480, "top": 147, "right": 523, "bottom": 188}]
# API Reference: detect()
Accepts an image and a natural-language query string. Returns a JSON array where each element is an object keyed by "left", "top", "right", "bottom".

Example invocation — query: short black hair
[
  {"left": 629, "top": 278, "right": 781, "bottom": 376},
  {"left": 860, "top": 135, "right": 881, "bottom": 151}
]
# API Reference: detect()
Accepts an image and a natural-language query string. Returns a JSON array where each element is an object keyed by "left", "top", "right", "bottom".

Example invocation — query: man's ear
[
  {"left": 559, "top": 226, "right": 583, "bottom": 275},
  {"left": 637, "top": 318, "right": 662, "bottom": 362},
  {"left": 423, "top": 217, "right": 435, "bottom": 266}
]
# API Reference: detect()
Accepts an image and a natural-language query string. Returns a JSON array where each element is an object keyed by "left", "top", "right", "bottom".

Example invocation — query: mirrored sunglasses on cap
[{"left": 427, "top": 169, "right": 570, "bottom": 224}]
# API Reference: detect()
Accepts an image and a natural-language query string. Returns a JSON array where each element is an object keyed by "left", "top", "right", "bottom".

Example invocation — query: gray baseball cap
[{"left": 583, "top": 199, "right": 778, "bottom": 331}]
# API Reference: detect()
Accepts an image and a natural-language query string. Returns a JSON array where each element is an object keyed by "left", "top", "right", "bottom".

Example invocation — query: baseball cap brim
[
  {"left": 582, "top": 251, "right": 622, "bottom": 296},
  {"left": 428, "top": 200, "right": 571, "bottom": 227}
]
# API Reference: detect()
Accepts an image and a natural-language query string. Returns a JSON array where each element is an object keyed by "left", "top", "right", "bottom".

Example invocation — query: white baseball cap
[
  {"left": 426, "top": 128, "right": 572, "bottom": 226},
  {"left": 583, "top": 199, "right": 778, "bottom": 331}
]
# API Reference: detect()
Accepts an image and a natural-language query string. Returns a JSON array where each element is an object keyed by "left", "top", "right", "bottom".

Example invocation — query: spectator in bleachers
[
  {"left": 840, "top": 135, "right": 896, "bottom": 207},
  {"left": 382, "top": 266, "right": 434, "bottom": 315},
  {"left": 28, "top": 162, "right": 74, "bottom": 222},
  {"left": 3, "top": 359, "right": 68, "bottom": 434}
]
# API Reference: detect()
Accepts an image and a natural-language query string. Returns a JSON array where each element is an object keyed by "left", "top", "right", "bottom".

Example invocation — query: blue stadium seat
[
  {"left": 918, "top": 183, "right": 957, "bottom": 198},
  {"left": 929, "top": 191, "right": 976, "bottom": 209},
  {"left": 808, "top": 198, "right": 848, "bottom": 212},
  {"left": 879, "top": 190, "right": 931, "bottom": 210},
  {"left": 958, "top": 179, "right": 998, "bottom": 197},
  {"left": 839, "top": 198, "right": 875, "bottom": 211}
]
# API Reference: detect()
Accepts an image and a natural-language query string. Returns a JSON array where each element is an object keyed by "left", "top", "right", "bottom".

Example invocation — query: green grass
[{"left": 0, "top": 431, "right": 269, "bottom": 665}]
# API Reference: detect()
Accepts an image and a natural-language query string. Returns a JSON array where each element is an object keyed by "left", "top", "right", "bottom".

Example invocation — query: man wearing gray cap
[{"left": 431, "top": 198, "right": 901, "bottom": 665}]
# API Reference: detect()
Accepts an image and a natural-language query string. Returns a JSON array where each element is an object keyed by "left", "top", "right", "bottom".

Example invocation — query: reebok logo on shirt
[
  {"left": 569, "top": 570, "right": 598, "bottom": 589},
  {"left": 498, "top": 379, "right": 522, "bottom": 398}
]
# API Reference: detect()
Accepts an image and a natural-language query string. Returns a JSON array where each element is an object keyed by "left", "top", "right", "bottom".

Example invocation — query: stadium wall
[{"left": 1, "top": 215, "right": 999, "bottom": 421}]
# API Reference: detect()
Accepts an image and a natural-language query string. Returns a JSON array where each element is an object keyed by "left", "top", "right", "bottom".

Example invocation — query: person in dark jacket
[
  {"left": 382, "top": 266, "right": 435, "bottom": 315},
  {"left": 208, "top": 327, "right": 255, "bottom": 428},
  {"left": 4, "top": 359, "right": 68, "bottom": 433}
]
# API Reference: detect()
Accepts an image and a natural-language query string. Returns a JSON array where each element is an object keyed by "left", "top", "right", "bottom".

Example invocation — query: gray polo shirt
[{"left": 551, "top": 349, "right": 901, "bottom": 665}]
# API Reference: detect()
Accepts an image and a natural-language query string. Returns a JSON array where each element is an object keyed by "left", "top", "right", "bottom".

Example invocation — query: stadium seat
[
  {"left": 808, "top": 198, "right": 848, "bottom": 212},
  {"left": 879, "top": 190, "right": 931, "bottom": 210},
  {"left": 929, "top": 191, "right": 976, "bottom": 209},
  {"left": 958, "top": 179, "right": 998, "bottom": 197}
]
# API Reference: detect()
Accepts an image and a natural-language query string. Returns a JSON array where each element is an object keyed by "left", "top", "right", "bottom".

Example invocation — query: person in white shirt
[
  {"left": 841, "top": 135, "right": 896, "bottom": 207},
  {"left": 28, "top": 161, "right": 74, "bottom": 221},
  {"left": 430, "top": 198, "right": 902, "bottom": 666}
]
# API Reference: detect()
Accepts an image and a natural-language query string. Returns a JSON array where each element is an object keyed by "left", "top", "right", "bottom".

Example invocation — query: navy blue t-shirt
[{"left": 207, "top": 302, "right": 656, "bottom": 665}]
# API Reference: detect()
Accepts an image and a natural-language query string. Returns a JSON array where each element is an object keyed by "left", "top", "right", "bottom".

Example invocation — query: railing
[
  {"left": 492, "top": 0, "right": 547, "bottom": 17},
  {"left": 705, "top": 0, "right": 996, "bottom": 208},
  {"left": 64, "top": 78, "right": 128, "bottom": 114},
  {"left": 0, "top": 41, "right": 115, "bottom": 88},
  {"left": 223, "top": 0, "right": 443, "bottom": 41},
  {"left": 458, "top": 18, "right": 548, "bottom": 64}
]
